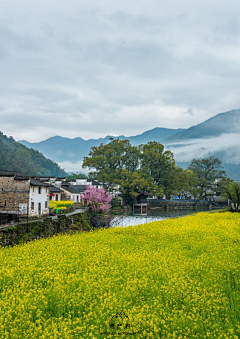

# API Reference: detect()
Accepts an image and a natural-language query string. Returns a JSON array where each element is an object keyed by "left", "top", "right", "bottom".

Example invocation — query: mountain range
[
  {"left": 19, "top": 108, "right": 240, "bottom": 178},
  {"left": 19, "top": 127, "right": 185, "bottom": 165}
]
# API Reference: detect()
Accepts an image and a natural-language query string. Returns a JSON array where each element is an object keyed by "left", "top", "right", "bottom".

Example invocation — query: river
[{"left": 110, "top": 206, "right": 211, "bottom": 228}]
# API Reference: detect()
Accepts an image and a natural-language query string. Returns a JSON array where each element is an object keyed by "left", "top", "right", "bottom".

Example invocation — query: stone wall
[
  {"left": 0, "top": 212, "right": 91, "bottom": 246},
  {"left": 0, "top": 176, "right": 30, "bottom": 215}
]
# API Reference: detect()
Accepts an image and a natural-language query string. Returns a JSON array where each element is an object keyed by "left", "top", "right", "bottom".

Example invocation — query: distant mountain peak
[{"left": 165, "top": 108, "right": 240, "bottom": 142}]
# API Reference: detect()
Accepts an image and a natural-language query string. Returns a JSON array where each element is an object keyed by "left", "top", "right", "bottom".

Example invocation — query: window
[
  {"left": 38, "top": 187, "right": 41, "bottom": 194},
  {"left": 56, "top": 194, "right": 58, "bottom": 201},
  {"left": 33, "top": 186, "right": 34, "bottom": 192},
  {"left": 45, "top": 201, "right": 48, "bottom": 208},
  {"left": 31, "top": 202, "right": 34, "bottom": 210}
]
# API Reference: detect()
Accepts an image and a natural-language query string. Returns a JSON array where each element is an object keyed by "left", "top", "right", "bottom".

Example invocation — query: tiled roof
[
  {"left": 0, "top": 170, "right": 30, "bottom": 180},
  {"left": 71, "top": 185, "right": 86, "bottom": 192},
  {"left": 59, "top": 182, "right": 70, "bottom": 187},
  {"left": 61, "top": 185, "right": 80, "bottom": 194},
  {"left": 30, "top": 179, "right": 51, "bottom": 187},
  {"left": 92, "top": 180, "right": 102, "bottom": 186},
  {"left": 14, "top": 176, "right": 30, "bottom": 180},
  {"left": 0, "top": 170, "right": 24, "bottom": 176},
  {"left": 33, "top": 176, "right": 56, "bottom": 179},
  {"left": 49, "top": 186, "right": 64, "bottom": 193}
]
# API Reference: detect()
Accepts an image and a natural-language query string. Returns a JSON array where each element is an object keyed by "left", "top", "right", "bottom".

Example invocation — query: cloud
[
  {"left": 181, "top": 108, "right": 194, "bottom": 116},
  {"left": 0, "top": 0, "right": 240, "bottom": 142}
]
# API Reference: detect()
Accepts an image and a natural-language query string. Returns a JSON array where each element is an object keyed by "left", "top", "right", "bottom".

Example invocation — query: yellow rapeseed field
[
  {"left": 0, "top": 212, "right": 240, "bottom": 338},
  {"left": 49, "top": 200, "right": 74, "bottom": 210}
]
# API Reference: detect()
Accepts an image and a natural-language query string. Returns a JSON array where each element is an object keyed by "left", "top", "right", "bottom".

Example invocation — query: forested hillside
[
  {"left": 177, "top": 161, "right": 240, "bottom": 181},
  {"left": 0, "top": 132, "right": 66, "bottom": 176}
]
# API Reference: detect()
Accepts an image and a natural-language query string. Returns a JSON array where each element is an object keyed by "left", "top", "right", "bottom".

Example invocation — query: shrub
[{"left": 110, "top": 197, "right": 121, "bottom": 208}]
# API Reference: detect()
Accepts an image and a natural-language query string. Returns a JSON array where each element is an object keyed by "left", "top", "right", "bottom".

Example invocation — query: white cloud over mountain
[{"left": 1, "top": 0, "right": 240, "bottom": 141}]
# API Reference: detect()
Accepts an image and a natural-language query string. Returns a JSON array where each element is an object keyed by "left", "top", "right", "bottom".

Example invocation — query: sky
[{"left": 1, "top": 0, "right": 240, "bottom": 142}]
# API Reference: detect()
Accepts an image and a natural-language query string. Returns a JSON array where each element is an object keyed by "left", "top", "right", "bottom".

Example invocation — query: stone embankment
[{"left": 0, "top": 211, "right": 90, "bottom": 246}]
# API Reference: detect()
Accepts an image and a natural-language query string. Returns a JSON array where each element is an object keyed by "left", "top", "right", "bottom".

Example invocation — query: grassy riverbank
[{"left": 0, "top": 212, "right": 240, "bottom": 338}]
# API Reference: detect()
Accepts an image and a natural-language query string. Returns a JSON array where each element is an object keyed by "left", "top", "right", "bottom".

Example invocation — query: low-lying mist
[{"left": 166, "top": 133, "right": 240, "bottom": 164}]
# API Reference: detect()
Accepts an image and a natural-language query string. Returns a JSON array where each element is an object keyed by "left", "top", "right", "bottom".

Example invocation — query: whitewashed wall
[
  {"left": 50, "top": 192, "right": 62, "bottom": 201},
  {"left": 29, "top": 185, "right": 49, "bottom": 217},
  {"left": 70, "top": 193, "right": 81, "bottom": 202},
  {"left": 71, "top": 178, "right": 88, "bottom": 185}
]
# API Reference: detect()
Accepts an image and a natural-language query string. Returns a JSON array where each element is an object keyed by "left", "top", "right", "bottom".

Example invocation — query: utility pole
[
  {"left": 17, "top": 203, "right": 19, "bottom": 236},
  {"left": 26, "top": 203, "right": 29, "bottom": 233}
]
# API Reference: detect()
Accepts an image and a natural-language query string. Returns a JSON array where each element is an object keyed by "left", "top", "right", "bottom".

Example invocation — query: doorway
[{"left": 38, "top": 203, "right": 41, "bottom": 217}]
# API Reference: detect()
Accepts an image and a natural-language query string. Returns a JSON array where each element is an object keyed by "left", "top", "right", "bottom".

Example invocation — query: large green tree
[
  {"left": 186, "top": 169, "right": 200, "bottom": 199},
  {"left": 140, "top": 141, "right": 176, "bottom": 198},
  {"left": 83, "top": 139, "right": 165, "bottom": 204},
  {"left": 114, "top": 169, "right": 160, "bottom": 205},
  {"left": 172, "top": 166, "right": 190, "bottom": 199},
  {"left": 188, "top": 157, "right": 226, "bottom": 199},
  {"left": 66, "top": 173, "right": 87, "bottom": 180},
  {"left": 83, "top": 138, "right": 140, "bottom": 189},
  {"left": 220, "top": 179, "right": 240, "bottom": 211}
]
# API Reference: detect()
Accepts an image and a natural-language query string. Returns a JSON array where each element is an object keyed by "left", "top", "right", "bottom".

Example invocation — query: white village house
[
  {"left": 49, "top": 186, "right": 64, "bottom": 201},
  {"left": 29, "top": 179, "right": 50, "bottom": 217},
  {"left": 0, "top": 171, "right": 50, "bottom": 222},
  {"left": 60, "top": 185, "right": 81, "bottom": 203}
]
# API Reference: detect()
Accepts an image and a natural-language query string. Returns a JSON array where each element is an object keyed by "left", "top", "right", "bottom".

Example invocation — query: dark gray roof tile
[
  {"left": 61, "top": 186, "right": 80, "bottom": 194},
  {"left": 30, "top": 179, "right": 50, "bottom": 187},
  {"left": 49, "top": 186, "right": 64, "bottom": 193}
]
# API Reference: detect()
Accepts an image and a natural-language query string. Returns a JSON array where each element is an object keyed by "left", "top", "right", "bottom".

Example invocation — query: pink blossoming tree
[{"left": 82, "top": 186, "right": 112, "bottom": 214}]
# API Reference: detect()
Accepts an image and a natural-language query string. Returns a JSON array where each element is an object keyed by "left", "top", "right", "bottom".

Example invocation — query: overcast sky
[{"left": 1, "top": 0, "right": 240, "bottom": 142}]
